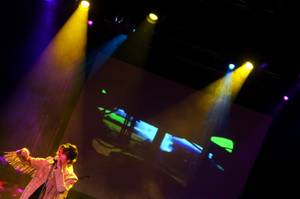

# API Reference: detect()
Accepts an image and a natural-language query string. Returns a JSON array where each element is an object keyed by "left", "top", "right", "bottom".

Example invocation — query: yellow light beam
[
  {"left": 2, "top": 5, "right": 89, "bottom": 153},
  {"left": 230, "top": 62, "right": 254, "bottom": 97},
  {"left": 149, "top": 63, "right": 254, "bottom": 145},
  {"left": 38, "top": 5, "right": 88, "bottom": 72}
]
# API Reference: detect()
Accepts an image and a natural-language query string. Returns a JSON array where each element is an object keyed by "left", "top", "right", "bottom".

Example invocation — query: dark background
[{"left": 1, "top": 0, "right": 299, "bottom": 198}]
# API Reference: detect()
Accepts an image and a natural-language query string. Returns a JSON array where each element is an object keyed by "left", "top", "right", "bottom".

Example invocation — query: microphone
[
  {"left": 53, "top": 157, "right": 58, "bottom": 165},
  {"left": 53, "top": 157, "right": 59, "bottom": 169}
]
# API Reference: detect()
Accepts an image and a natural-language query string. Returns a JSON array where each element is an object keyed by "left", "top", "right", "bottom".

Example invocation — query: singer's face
[{"left": 57, "top": 147, "right": 68, "bottom": 164}]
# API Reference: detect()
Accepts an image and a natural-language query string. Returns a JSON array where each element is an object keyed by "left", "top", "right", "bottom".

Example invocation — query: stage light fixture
[
  {"left": 88, "top": 20, "right": 93, "bottom": 26},
  {"left": 228, "top": 64, "right": 235, "bottom": 70},
  {"left": 80, "top": 0, "right": 90, "bottom": 8},
  {"left": 245, "top": 62, "right": 254, "bottom": 70},
  {"left": 146, "top": 13, "right": 158, "bottom": 24}
]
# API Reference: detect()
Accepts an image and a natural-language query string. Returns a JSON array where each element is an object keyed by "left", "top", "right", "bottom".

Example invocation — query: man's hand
[
  {"left": 56, "top": 158, "right": 63, "bottom": 172},
  {"left": 16, "top": 148, "right": 30, "bottom": 160}
]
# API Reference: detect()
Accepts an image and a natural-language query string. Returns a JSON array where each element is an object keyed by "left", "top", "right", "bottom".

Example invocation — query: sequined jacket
[{"left": 19, "top": 153, "right": 78, "bottom": 199}]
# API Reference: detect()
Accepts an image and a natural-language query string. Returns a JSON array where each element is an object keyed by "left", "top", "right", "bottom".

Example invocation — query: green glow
[
  {"left": 103, "top": 119, "right": 122, "bottom": 133},
  {"left": 101, "top": 89, "right": 107, "bottom": 94},
  {"left": 108, "top": 112, "right": 125, "bottom": 124},
  {"left": 97, "top": 107, "right": 126, "bottom": 124},
  {"left": 210, "top": 136, "right": 234, "bottom": 153}
]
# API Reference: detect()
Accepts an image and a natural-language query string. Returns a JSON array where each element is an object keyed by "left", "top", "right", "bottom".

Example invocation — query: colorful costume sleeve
[
  {"left": 3, "top": 150, "right": 36, "bottom": 176},
  {"left": 29, "top": 157, "right": 49, "bottom": 169}
]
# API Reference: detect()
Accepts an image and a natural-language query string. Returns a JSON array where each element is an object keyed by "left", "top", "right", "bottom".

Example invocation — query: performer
[{"left": 4, "top": 143, "right": 78, "bottom": 199}]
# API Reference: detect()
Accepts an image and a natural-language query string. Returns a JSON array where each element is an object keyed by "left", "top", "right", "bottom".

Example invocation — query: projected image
[
  {"left": 92, "top": 106, "right": 231, "bottom": 185},
  {"left": 59, "top": 58, "right": 272, "bottom": 199}
]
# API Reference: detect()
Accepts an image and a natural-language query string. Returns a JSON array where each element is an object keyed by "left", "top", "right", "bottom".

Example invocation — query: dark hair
[{"left": 60, "top": 143, "right": 78, "bottom": 164}]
